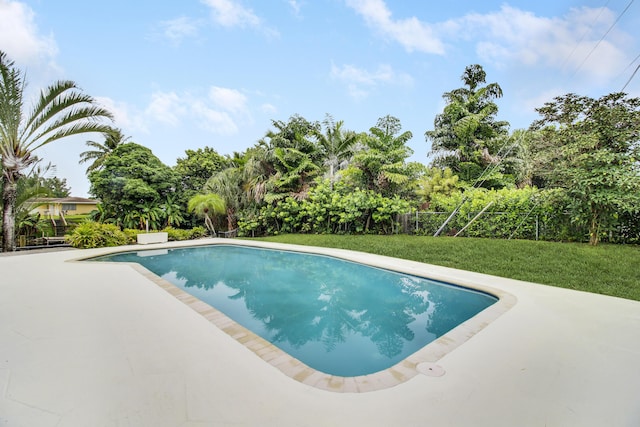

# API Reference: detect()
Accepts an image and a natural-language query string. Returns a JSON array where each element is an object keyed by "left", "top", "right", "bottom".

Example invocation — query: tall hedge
[{"left": 238, "top": 180, "right": 411, "bottom": 236}]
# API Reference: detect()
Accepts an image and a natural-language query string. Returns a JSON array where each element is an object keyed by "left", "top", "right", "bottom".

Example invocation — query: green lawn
[{"left": 252, "top": 234, "right": 640, "bottom": 302}]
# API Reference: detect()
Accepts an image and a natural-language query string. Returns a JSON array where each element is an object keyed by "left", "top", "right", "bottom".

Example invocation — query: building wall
[
  {"left": 33, "top": 201, "right": 98, "bottom": 217},
  {"left": 69, "top": 204, "right": 97, "bottom": 215}
]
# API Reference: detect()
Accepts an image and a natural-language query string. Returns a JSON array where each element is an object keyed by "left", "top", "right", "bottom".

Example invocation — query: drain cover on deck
[{"left": 416, "top": 362, "right": 445, "bottom": 377}]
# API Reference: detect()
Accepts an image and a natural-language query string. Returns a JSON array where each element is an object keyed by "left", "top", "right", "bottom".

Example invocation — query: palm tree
[
  {"left": 79, "top": 127, "right": 130, "bottom": 173},
  {"left": 204, "top": 167, "right": 242, "bottom": 231},
  {"left": 0, "top": 51, "right": 113, "bottom": 251},
  {"left": 187, "top": 193, "right": 225, "bottom": 235},
  {"left": 11, "top": 160, "right": 53, "bottom": 241},
  {"left": 241, "top": 152, "right": 271, "bottom": 204},
  {"left": 316, "top": 114, "right": 357, "bottom": 188}
]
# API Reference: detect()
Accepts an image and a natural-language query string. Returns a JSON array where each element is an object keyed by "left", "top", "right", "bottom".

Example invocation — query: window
[{"left": 61, "top": 204, "right": 77, "bottom": 211}]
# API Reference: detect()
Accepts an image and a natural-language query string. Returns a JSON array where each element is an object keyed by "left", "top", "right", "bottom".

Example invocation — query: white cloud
[
  {"left": 288, "top": 0, "right": 302, "bottom": 17},
  {"left": 137, "top": 87, "right": 255, "bottom": 135},
  {"left": 456, "top": 5, "right": 631, "bottom": 82},
  {"left": 159, "top": 16, "right": 200, "bottom": 44},
  {"left": 345, "top": 0, "right": 445, "bottom": 54},
  {"left": 191, "top": 101, "right": 238, "bottom": 134},
  {"left": 145, "top": 91, "right": 186, "bottom": 127},
  {"left": 260, "top": 103, "right": 278, "bottom": 114},
  {"left": 201, "top": 0, "right": 260, "bottom": 28},
  {"left": 0, "top": 0, "right": 57, "bottom": 66},
  {"left": 209, "top": 86, "right": 248, "bottom": 114},
  {"left": 345, "top": 1, "right": 633, "bottom": 84},
  {"left": 95, "top": 96, "right": 148, "bottom": 133},
  {"left": 200, "top": 0, "right": 279, "bottom": 37},
  {"left": 330, "top": 62, "right": 413, "bottom": 99}
]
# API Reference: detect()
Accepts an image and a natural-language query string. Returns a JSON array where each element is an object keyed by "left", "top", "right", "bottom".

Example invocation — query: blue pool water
[{"left": 92, "top": 245, "right": 497, "bottom": 376}]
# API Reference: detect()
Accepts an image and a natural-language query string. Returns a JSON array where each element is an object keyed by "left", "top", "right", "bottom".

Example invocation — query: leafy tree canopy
[
  {"left": 316, "top": 114, "right": 358, "bottom": 187},
  {"left": 174, "top": 146, "right": 229, "bottom": 197},
  {"left": 415, "top": 167, "right": 461, "bottom": 205},
  {"left": 426, "top": 64, "right": 509, "bottom": 182},
  {"left": 13, "top": 161, "right": 72, "bottom": 198},
  {"left": 204, "top": 166, "right": 243, "bottom": 230},
  {"left": 23, "top": 175, "right": 71, "bottom": 198},
  {"left": 530, "top": 92, "right": 640, "bottom": 245},
  {"left": 346, "top": 115, "right": 417, "bottom": 197},
  {"left": 89, "top": 142, "right": 178, "bottom": 223},
  {"left": 257, "top": 114, "right": 323, "bottom": 197},
  {"left": 79, "top": 128, "right": 130, "bottom": 174}
]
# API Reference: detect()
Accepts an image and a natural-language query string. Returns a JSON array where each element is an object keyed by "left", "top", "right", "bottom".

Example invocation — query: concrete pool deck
[{"left": 1, "top": 239, "right": 639, "bottom": 426}]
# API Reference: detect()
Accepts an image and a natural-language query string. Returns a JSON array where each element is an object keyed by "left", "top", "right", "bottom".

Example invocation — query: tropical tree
[
  {"left": 241, "top": 149, "right": 271, "bottom": 205},
  {"left": 122, "top": 209, "right": 143, "bottom": 230},
  {"left": 499, "top": 129, "right": 554, "bottom": 189},
  {"left": 204, "top": 167, "right": 243, "bottom": 231},
  {"left": 531, "top": 92, "right": 640, "bottom": 245},
  {"left": 258, "top": 115, "right": 322, "bottom": 199},
  {"left": 79, "top": 127, "right": 129, "bottom": 173},
  {"left": 38, "top": 176, "right": 71, "bottom": 197},
  {"left": 13, "top": 160, "right": 71, "bottom": 198},
  {"left": 174, "top": 146, "right": 229, "bottom": 198},
  {"left": 426, "top": 64, "right": 509, "bottom": 183},
  {"left": 136, "top": 200, "right": 164, "bottom": 231},
  {"left": 5, "top": 160, "right": 54, "bottom": 241},
  {"left": 88, "top": 202, "right": 113, "bottom": 224},
  {"left": 187, "top": 193, "right": 225, "bottom": 235},
  {"left": 346, "top": 115, "right": 417, "bottom": 198},
  {"left": 162, "top": 194, "right": 184, "bottom": 228},
  {"left": 0, "top": 51, "right": 113, "bottom": 251},
  {"left": 316, "top": 114, "right": 358, "bottom": 188},
  {"left": 88, "top": 142, "right": 178, "bottom": 226},
  {"left": 415, "top": 167, "right": 461, "bottom": 206}
]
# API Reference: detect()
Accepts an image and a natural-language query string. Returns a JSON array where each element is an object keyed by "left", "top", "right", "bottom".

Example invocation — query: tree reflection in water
[{"left": 97, "top": 245, "right": 495, "bottom": 376}]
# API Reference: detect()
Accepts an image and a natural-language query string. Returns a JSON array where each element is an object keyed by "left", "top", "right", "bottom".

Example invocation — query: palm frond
[
  {"left": 30, "top": 122, "right": 114, "bottom": 152},
  {"left": 20, "top": 80, "right": 81, "bottom": 139},
  {"left": 20, "top": 81, "right": 113, "bottom": 146}
]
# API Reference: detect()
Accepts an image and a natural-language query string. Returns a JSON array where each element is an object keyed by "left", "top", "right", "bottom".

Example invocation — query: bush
[
  {"left": 426, "top": 187, "right": 568, "bottom": 240},
  {"left": 164, "top": 226, "right": 191, "bottom": 241},
  {"left": 122, "top": 228, "right": 140, "bottom": 244},
  {"left": 162, "top": 226, "right": 208, "bottom": 241},
  {"left": 188, "top": 226, "right": 207, "bottom": 239},
  {"left": 66, "top": 222, "right": 129, "bottom": 249},
  {"left": 238, "top": 179, "right": 411, "bottom": 236}
]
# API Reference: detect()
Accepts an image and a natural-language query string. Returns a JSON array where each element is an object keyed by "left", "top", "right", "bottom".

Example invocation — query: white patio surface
[{"left": 1, "top": 239, "right": 639, "bottom": 426}]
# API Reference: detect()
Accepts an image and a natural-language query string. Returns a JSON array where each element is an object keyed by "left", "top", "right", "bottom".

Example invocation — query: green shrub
[
  {"left": 163, "top": 226, "right": 190, "bottom": 241},
  {"left": 427, "top": 187, "right": 569, "bottom": 240},
  {"left": 122, "top": 228, "right": 139, "bottom": 244},
  {"left": 189, "top": 226, "right": 207, "bottom": 239},
  {"left": 161, "top": 226, "right": 208, "bottom": 241},
  {"left": 238, "top": 179, "right": 411, "bottom": 236},
  {"left": 66, "top": 222, "right": 129, "bottom": 249}
]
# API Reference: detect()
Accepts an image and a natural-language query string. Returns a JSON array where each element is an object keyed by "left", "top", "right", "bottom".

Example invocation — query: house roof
[{"left": 34, "top": 197, "right": 98, "bottom": 204}]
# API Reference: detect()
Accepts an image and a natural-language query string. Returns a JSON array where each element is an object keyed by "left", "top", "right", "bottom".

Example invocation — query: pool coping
[{"left": 71, "top": 239, "right": 517, "bottom": 393}]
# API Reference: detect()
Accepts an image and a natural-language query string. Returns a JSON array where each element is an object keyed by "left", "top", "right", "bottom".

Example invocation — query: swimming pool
[{"left": 92, "top": 244, "right": 497, "bottom": 377}]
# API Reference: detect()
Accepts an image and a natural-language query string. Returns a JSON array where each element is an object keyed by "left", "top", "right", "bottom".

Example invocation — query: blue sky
[{"left": 1, "top": 0, "right": 639, "bottom": 197}]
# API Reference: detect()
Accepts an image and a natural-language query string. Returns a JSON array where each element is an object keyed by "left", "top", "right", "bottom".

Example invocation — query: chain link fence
[{"left": 398, "top": 211, "right": 640, "bottom": 244}]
